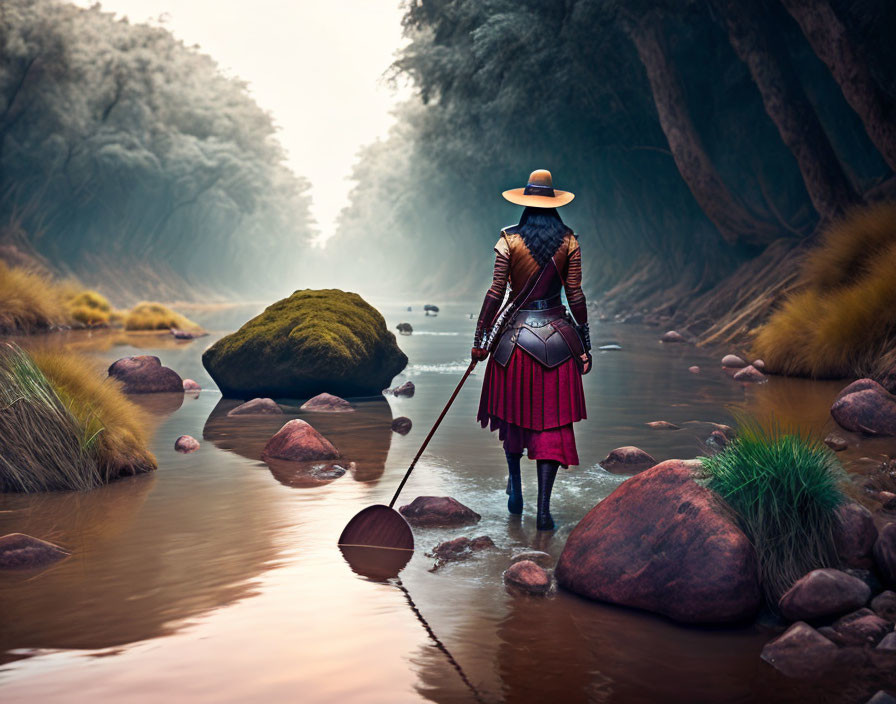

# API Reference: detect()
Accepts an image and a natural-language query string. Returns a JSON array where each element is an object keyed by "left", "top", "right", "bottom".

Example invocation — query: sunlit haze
[{"left": 76, "top": 0, "right": 408, "bottom": 245}]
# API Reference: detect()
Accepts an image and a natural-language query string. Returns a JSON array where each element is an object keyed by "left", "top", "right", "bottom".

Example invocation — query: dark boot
[
  {"left": 536, "top": 461, "right": 559, "bottom": 530},
  {"left": 505, "top": 451, "right": 523, "bottom": 515}
]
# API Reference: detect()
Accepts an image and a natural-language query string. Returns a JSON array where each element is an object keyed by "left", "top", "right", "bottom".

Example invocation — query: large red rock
[
  {"left": 760, "top": 622, "right": 838, "bottom": 678},
  {"left": 555, "top": 460, "right": 761, "bottom": 624},
  {"left": 831, "top": 383, "right": 896, "bottom": 436},
  {"left": 0, "top": 533, "right": 70, "bottom": 570},
  {"left": 833, "top": 502, "right": 878, "bottom": 568},
  {"left": 399, "top": 496, "right": 480, "bottom": 527},
  {"left": 299, "top": 392, "right": 354, "bottom": 413},
  {"left": 261, "top": 419, "right": 340, "bottom": 462},
  {"left": 599, "top": 446, "right": 657, "bottom": 474},
  {"left": 778, "top": 568, "right": 870, "bottom": 621},
  {"left": 875, "top": 523, "right": 896, "bottom": 586},
  {"left": 108, "top": 355, "right": 183, "bottom": 393}
]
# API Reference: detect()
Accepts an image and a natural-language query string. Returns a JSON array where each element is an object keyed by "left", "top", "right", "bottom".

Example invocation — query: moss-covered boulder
[{"left": 202, "top": 289, "right": 408, "bottom": 399}]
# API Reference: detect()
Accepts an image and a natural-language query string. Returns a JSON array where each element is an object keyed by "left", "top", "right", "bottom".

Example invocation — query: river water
[{"left": 1, "top": 302, "right": 893, "bottom": 703}]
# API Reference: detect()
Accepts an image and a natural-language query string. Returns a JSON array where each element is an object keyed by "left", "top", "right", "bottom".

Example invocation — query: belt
[{"left": 519, "top": 295, "right": 562, "bottom": 311}]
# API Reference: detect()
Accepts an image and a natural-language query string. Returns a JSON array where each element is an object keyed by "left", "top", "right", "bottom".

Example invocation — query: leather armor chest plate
[{"left": 492, "top": 305, "right": 581, "bottom": 368}]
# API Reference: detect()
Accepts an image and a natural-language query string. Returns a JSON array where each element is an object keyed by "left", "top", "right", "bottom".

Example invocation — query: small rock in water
[
  {"left": 824, "top": 433, "right": 848, "bottom": 451},
  {"left": 503, "top": 560, "right": 552, "bottom": 595},
  {"left": 262, "top": 419, "right": 341, "bottom": 462},
  {"left": 182, "top": 378, "right": 201, "bottom": 391},
  {"left": 174, "top": 435, "right": 200, "bottom": 453},
  {"left": 598, "top": 344, "right": 622, "bottom": 351},
  {"left": 826, "top": 608, "right": 891, "bottom": 646},
  {"left": 721, "top": 354, "right": 746, "bottom": 368},
  {"left": 688, "top": 365, "right": 700, "bottom": 374},
  {"left": 170, "top": 328, "right": 206, "bottom": 339},
  {"left": 108, "top": 355, "right": 183, "bottom": 393},
  {"left": 706, "top": 430, "right": 729, "bottom": 451},
  {"left": 599, "top": 446, "right": 657, "bottom": 474},
  {"left": 831, "top": 382, "right": 896, "bottom": 437},
  {"left": 880, "top": 491, "right": 896, "bottom": 511},
  {"left": 646, "top": 421, "right": 680, "bottom": 430},
  {"left": 760, "top": 622, "right": 838, "bottom": 678},
  {"left": 732, "top": 365, "right": 767, "bottom": 382},
  {"left": 752, "top": 359, "right": 766, "bottom": 371},
  {"left": 427, "top": 535, "right": 494, "bottom": 570},
  {"left": 227, "top": 397, "right": 283, "bottom": 416},
  {"left": 385, "top": 381, "right": 415, "bottom": 398},
  {"left": 510, "top": 550, "right": 553, "bottom": 568},
  {"left": 778, "top": 568, "right": 871, "bottom": 621},
  {"left": 399, "top": 496, "right": 481, "bottom": 527},
  {"left": 300, "top": 392, "right": 354, "bottom": 413},
  {"left": 660, "top": 330, "right": 685, "bottom": 343},
  {"left": 875, "top": 523, "right": 896, "bottom": 585},
  {"left": 872, "top": 591, "right": 896, "bottom": 622},
  {"left": 391, "top": 417, "right": 412, "bottom": 435},
  {"left": 834, "top": 502, "right": 877, "bottom": 568},
  {"left": 878, "top": 633, "right": 896, "bottom": 651},
  {"left": 0, "top": 533, "right": 70, "bottom": 570},
  {"left": 396, "top": 322, "right": 413, "bottom": 335}
]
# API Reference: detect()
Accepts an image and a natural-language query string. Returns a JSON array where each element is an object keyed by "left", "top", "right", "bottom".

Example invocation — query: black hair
[{"left": 505, "top": 206, "right": 573, "bottom": 266}]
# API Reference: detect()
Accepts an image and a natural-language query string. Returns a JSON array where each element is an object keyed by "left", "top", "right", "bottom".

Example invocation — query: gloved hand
[
  {"left": 471, "top": 347, "right": 489, "bottom": 362},
  {"left": 580, "top": 352, "right": 593, "bottom": 375}
]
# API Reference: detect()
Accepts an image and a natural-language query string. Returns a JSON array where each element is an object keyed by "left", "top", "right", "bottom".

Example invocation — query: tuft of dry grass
[
  {"left": 0, "top": 343, "right": 155, "bottom": 493},
  {"left": 124, "top": 301, "right": 201, "bottom": 332},
  {"left": 65, "top": 289, "right": 113, "bottom": 328},
  {"left": 0, "top": 261, "right": 68, "bottom": 334},
  {"left": 754, "top": 203, "right": 896, "bottom": 379}
]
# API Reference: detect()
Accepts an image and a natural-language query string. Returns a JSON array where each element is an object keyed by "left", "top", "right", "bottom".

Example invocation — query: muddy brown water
[{"left": 1, "top": 303, "right": 895, "bottom": 703}]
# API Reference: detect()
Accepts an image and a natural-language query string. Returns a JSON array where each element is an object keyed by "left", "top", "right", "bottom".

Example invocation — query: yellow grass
[
  {"left": 29, "top": 348, "right": 157, "bottom": 482},
  {"left": 0, "top": 261, "right": 67, "bottom": 334},
  {"left": 124, "top": 301, "right": 201, "bottom": 332},
  {"left": 65, "top": 289, "right": 113, "bottom": 327},
  {"left": 754, "top": 203, "right": 896, "bottom": 378}
]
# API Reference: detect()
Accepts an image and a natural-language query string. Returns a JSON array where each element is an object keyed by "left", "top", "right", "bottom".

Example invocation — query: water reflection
[{"left": 202, "top": 396, "right": 394, "bottom": 483}]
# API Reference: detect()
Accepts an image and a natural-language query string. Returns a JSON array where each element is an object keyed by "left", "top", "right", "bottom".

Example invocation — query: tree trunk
[
  {"left": 780, "top": 0, "right": 896, "bottom": 172},
  {"left": 717, "top": 0, "right": 860, "bottom": 221},
  {"left": 627, "top": 15, "right": 778, "bottom": 246}
]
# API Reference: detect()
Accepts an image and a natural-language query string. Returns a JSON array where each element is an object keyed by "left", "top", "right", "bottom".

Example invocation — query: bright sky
[{"left": 75, "top": 0, "right": 409, "bottom": 244}]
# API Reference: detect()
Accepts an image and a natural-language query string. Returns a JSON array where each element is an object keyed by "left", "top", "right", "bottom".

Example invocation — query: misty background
[{"left": 1, "top": 0, "right": 895, "bottom": 313}]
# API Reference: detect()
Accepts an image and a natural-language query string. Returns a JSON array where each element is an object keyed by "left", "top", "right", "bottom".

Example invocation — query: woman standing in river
[{"left": 472, "top": 169, "right": 592, "bottom": 530}]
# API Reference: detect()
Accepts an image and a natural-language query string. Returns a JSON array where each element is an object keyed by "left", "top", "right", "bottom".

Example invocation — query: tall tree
[
  {"left": 780, "top": 0, "right": 896, "bottom": 172},
  {"left": 625, "top": 11, "right": 779, "bottom": 246},
  {"left": 715, "top": 0, "right": 860, "bottom": 221}
]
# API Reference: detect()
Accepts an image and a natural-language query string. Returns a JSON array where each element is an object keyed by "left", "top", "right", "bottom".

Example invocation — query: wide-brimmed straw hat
[{"left": 502, "top": 169, "right": 575, "bottom": 208}]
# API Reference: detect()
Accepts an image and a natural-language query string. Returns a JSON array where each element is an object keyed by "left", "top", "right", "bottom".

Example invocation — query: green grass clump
[
  {"left": 754, "top": 202, "right": 896, "bottom": 379},
  {"left": 124, "top": 301, "right": 200, "bottom": 331},
  {"left": 0, "top": 343, "right": 155, "bottom": 492},
  {"left": 700, "top": 421, "right": 847, "bottom": 606}
]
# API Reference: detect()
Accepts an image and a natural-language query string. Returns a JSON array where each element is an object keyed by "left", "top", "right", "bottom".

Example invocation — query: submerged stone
[
  {"left": 391, "top": 417, "right": 412, "bottom": 435},
  {"left": 760, "top": 622, "right": 838, "bottom": 678},
  {"left": 202, "top": 289, "right": 407, "bottom": 399},
  {"left": 646, "top": 421, "right": 680, "bottom": 430},
  {"left": 660, "top": 330, "right": 685, "bottom": 343},
  {"left": 399, "top": 496, "right": 481, "bottom": 527},
  {"left": 300, "top": 392, "right": 354, "bottom": 413},
  {"left": 227, "top": 398, "right": 283, "bottom": 416},
  {"left": 262, "top": 419, "right": 341, "bottom": 463},
  {"left": 0, "top": 533, "right": 70, "bottom": 570},
  {"left": 504, "top": 560, "right": 551, "bottom": 595},
  {"left": 599, "top": 446, "right": 657, "bottom": 474}
]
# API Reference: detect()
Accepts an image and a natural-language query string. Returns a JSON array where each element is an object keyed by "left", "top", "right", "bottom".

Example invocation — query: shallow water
[{"left": 1, "top": 303, "right": 894, "bottom": 703}]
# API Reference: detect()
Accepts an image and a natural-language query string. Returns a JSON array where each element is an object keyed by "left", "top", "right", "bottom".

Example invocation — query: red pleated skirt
[{"left": 478, "top": 347, "right": 586, "bottom": 467}]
